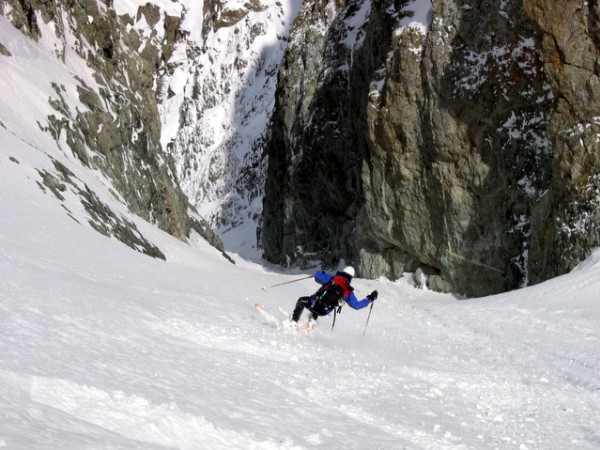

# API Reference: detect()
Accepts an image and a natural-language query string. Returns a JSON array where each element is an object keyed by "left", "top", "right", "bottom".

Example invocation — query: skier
[{"left": 291, "top": 266, "right": 378, "bottom": 329}]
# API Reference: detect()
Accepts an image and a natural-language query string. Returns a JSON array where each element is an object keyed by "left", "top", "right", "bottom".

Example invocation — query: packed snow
[
  {"left": 2, "top": 126, "right": 600, "bottom": 449},
  {"left": 1, "top": 3, "right": 600, "bottom": 450}
]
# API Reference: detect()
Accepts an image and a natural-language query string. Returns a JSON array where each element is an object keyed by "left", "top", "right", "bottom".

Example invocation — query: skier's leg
[{"left": 291, "top": 296, "right": 311, "bottom": 322}]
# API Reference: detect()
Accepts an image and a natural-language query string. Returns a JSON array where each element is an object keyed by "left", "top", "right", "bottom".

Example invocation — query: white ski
[
  {"left": 255, "top": 303, "right": 314, "bottom": 335},
  {"left": 254, "top": 303, "right": 280, "bottom": 329},
  {"left": 278, "top": 305, "right": 291, "bottom": 319}
]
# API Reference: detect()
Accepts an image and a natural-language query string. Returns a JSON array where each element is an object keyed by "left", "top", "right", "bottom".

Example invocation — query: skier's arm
[
  {"left": 344, "top": 292, "right": 370, "bottom": 310},
  {"left": 314, "top": 270, "right": 333, "bottom": 284}
]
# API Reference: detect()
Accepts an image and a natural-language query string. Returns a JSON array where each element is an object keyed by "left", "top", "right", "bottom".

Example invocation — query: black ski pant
[{"left": 291, "top": 296, "right": 319, "bottom": 322}]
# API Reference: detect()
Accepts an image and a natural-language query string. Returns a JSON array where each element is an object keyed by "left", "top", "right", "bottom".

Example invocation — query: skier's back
[{"left": 291, "top": 266, "right": 377, "bottom": 328}]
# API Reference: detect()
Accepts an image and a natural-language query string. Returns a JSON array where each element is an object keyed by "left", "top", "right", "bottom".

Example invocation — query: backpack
[{"left": 312, "top": 281, "right": 345, "bottom": 315}]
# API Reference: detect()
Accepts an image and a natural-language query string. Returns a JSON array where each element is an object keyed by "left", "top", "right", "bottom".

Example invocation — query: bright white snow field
[
  {"left": 1, "top": 6, "right": 600, "bottom": 450},
  {"left": 2, "top": 132, "right": 600, "bottom": 450}
]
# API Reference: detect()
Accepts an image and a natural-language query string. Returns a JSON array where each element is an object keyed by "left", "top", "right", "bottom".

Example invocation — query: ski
[
  {"left": 278, "top": 305, "right": 291, "bottom": 319},
  {"left": 254, "top": 303, "right": 315, "bottom": 335},
  {"left": 254, "top": 303, "right": 280, "bottom": 329}
]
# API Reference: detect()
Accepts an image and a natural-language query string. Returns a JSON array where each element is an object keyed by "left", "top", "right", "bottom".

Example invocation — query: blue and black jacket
[{"left": 313, "top": 270, "right": 371, "bottom": 312}]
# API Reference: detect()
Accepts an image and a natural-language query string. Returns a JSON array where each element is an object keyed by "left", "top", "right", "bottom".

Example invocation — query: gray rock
[
  {"left": 3, "top": 0, "right": 229, "bottom": 260},
  {"left": 263, "top": 0, "right": 600, "bottom": 296}
]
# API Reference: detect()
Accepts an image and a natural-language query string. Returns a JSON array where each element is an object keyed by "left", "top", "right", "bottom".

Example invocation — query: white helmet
[{"left": 342, "top": 266, "right": 355, "bottom": 278}]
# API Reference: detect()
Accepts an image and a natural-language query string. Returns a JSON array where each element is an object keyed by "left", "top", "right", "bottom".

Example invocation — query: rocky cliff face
[
  {"left": 263, "top": 0, "right": 600, "bottom": 296},
  {"left": 0, "top": 0, "right": 227, "bottom": 258},
  {"left": 524, "top": 0, "right": 600, "bottom": 284},
  {"left": 158, "top": 0, "right": 297, "bottom": 240},
  {"left": 263, "top": 0, "right": 378, "bottom": 269}
]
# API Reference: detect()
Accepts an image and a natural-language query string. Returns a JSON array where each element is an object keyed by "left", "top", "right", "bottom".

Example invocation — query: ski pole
[
  {"left": 362, "top": 301, "right": 374, "bottom": 336},
  {"left": 261, "top": 275, "right": 312, "bottom": 290},
  {"left": 331, "top": 307, "right": 337, "bottom": 331},
  {"left": 331, "top": 305, "right": 343, "bottom": 331}
]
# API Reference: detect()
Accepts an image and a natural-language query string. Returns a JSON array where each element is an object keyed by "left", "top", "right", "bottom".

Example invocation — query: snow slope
[{"left": 2, "top": 124, "right": 600, "bottom": 450}]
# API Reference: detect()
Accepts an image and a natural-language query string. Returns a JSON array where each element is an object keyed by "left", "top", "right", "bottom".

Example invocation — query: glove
[{"left": 367, "top": 290, "right": 378, "bottom": 302}]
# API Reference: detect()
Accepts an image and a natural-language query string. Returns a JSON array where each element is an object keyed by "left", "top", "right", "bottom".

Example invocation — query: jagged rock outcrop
[
  {"left": 0, "top": 0, "right": 228, "bottom": 259},
  {"left": 159, "top": 0, "right": 294, "bottom": 239},
  {"left": 524, "top": 0, "right": 600, "bottom": 284},
  {"left": 263, "top": 0, "right": 600, "bottom": 296},
  {"left": 263, "top": 0, "right": 375, "bottom": 269},
  {"left": 38, "top": 159, "right": 166, "bottom": 260}
]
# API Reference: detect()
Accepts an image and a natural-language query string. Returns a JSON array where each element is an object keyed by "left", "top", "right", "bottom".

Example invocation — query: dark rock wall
[
  {"left": 263, "top": 0, "right": 375, "bottom": 268},
  {"left": 360, "top": 0, "right": 554, "bottom": 295},
  {"left": 525, "top": 0, "right": 600, "bottom": 283},
  {"left": 263, "top": 0, "right": 600, "bottom": 296}
]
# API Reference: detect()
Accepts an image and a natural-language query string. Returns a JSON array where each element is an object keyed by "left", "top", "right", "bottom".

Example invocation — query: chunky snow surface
[
  {"left": 1, "top": 128, "right": 600, "bottom": 450},
  {"left": 2, "top": 131, "right": 600, "bottom": 450}
]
